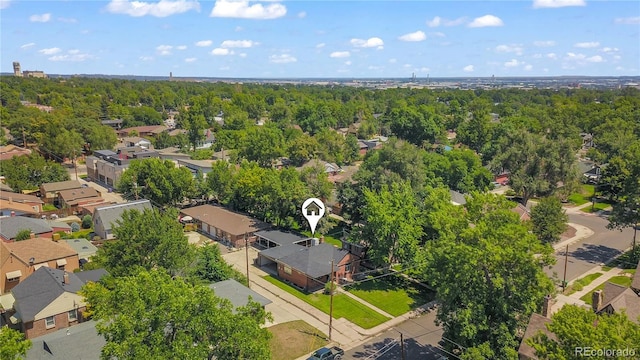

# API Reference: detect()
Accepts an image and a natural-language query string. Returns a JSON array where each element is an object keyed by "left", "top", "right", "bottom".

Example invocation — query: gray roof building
[
  {"left": 254, "top": 230, "right": 312, "bottom": 248},
  {"left": 26, "top": 320, "right": 105, "bottom": 360},
  {"left": 277, "top": 243, "right": 349, "bottom": 278},
  {"left": 450, "top": 189, "right": 467, "bottom": 206},
  {"left": 0, "top": 217, "right": 53, "bottom": 240},
  {"left": 61, "top": 239, "right": 98, "bottom": 260},
  {"left": 93, "top": 200, "right": 152, "bottom": 240},
  {"left": 209, "top": 279, "right": 272, "bottom": 310}
]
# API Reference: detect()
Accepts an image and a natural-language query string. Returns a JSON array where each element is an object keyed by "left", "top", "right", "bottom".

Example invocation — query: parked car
[{"left": 307, "top": 346, "right": 344, "bottom": 360}]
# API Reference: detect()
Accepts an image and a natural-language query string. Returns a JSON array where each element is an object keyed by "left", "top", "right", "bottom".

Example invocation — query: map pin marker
[{"left": 302, "top": 198, "right": 325, "bottom": 235}]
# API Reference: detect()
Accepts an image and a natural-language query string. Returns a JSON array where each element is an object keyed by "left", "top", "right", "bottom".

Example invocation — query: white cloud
[
  {"left": 211, "top": 48, "right": 233, "bottom": 55},
  {"left": 495, "top": 44, "right": 523, "bottom": 55},
  {"left": 345, "top": 61, "right": 352, "bottom": 65},
  {"left": 195, "top": 40, "right": 213, "bottom": 47},
  {"left": 58, "top": 17, "right": 78, "bottom": 23},
  {"left": 21, "top": 43, "right": 36, "bottom": 49},
  {"left": 176, "top": 45, "right": 187, "bottom": 50},
  {"left": 185, "top": 57, "right": 197, "bottom": 62},
  {"left": 316, "top": 43, "right": 326, "bottom": 48},
  {"left": 532, "top": 0, "right": 585, "bottom": 8},
  {"left": 614, "top": 16, "right": 640, "bottom": 25},
  {"left": 210, "top": 0, "right": 286, "bottom": 19},
  {"left": 297, "top": 11, "right": 306, "bottom": 18},
  {"left": 398, "top": 30, "right": 426, "bottom": 42},
  {"left": 524, "top": 64, "right": 533, "bottom": 71},
  {"left": 220, "top": 40, "right": 257, "bottom": 48},
  {"left": 0, "top": 0, "right": 10, "bottom": 9},
  {"left": 235, "top": 26, "right": 243, "bottom": 32},
  {"left": 468, "top": 15, "right": 503, "bottom": 28},
  {"left": 49, "top": 50, "right": 94, "bottom": 62},
  {"left": 533, "top": 40, "right": 556, "bottom": 47},
  {"left": 105, "top": 0, "right": 201, "bottom": 17},
  {"left": 504, "top": 59, "right": 521, "bottom": 67},
  {"left": 463, "top": 65, "right": 474, "bottom": 72},
  {"left": 30, "top": 13, "right": 51, "bottom": 22},
  {"left": 156, "top": 44, "right": 173, "bottom": 55},
  {"left": 431, "top": 32, "right": 446, "bottom": 38},
  {"left": 389, "top": 58, "right": 397, "bottom": 63},
  {"left": 350, "top": 37, "right": 384, "bottom": 49},
  {"left": 426, "top": 16, "right": 466, "bottom": 27},
  {"left": 574, "top": 41, "right": 600, "bottom": 48},
  {"left": 586, "top": 55, "right": 604, "bottom": 63},
  {"left": 565, "top": 52, "right": 586, "bottom": 61},
  {"left": 39, "top": 47, "right": 62, "bottom": 55},
  {"left": 139, "top": 56, "right": 154, "bottom": 61},
  {"left": 270, "top": 54, "right": 296, "bottom": 63},
  {"left": 330, "top": 51, "right": 350, "bottom": 58},
  {"left": 600, "top": 47, "right": 619, "bottom": 53},
  {"left": 546, "top": 53, "right": 558, "bottom": 59},
  {"left": 239, "top": 53, "right": 247, "bottom": 58}
]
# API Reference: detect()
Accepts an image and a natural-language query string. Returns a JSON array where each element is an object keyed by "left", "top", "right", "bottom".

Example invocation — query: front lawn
[
  {"left": 568, "top": 184, "right": 595, "bottom": 206},
  {"left": 268, "top": 320, "right": 328, "bottom": 360},
  {"left": 566, "top": 272, "right": 603, "bottom": 295},
  {"left": 42, "top": 204, "right": 57, "bottom": 211},
  {"left": 300, "top": 230, "right": 342, "bottom": 247},
  {"left": 580, "top": 201, "right": 612, "bottom": 213},
  {"left": 347, "top": 276, "right": 435, "bottom": 316},
  {"left": 263, "top": 275, "right": 390, "bottom": 329},
  {"left": 580, "top": 276, "right": 633, "bottom": 305}
]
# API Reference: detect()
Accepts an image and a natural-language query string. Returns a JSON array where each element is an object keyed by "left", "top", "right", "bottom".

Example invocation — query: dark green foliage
[
  {"left": 0, "top": 153, "right": 69, "bottom": 192},
  {"left": 190, "top": 245, "right": 247, "bottom": 285},
  {"left": 82, "top": 215, "right": 93, "bottom": 229},
  {"left": 70, "top": 222, "right": 80, "bottom": 232},
  {"left": 531, "top": 196, "right": 568, "bottom": 244},
  {"left": 0, "top": 327, "right": 31, "bottom": 359},
  {"left": 15, "top": 229, "right": 32, "bottom": 241}
]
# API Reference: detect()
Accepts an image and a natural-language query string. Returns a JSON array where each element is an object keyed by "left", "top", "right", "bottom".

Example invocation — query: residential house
[
  {"left": 356, "top": 140, "right": 369, "bottom": 156},
  {"left": 9, "top": 267, "right": 107, "bottom": 338},
  {"left": 254, "top": 230, "right": 313, "bottom": 250},
  {"left": 179, "top": 205, "right": 269, "bottom": 248},
  {"left": 0, "top": 199, "right": 40, "bottom": 217},
  {"left": 518, "top": 295, "right": 556, "bottom": 360},
  {"left": 100, "top": 119, "right": 123, "bottom": 130},
  {"left": 196, "top": 129, "right": 216, "bottom": 149},
  {"left": 177, "top": 159, "right": 217, "bottom": 176},
  {"left": 1, "top": 237, "right": 79, "bottom": 294},
  {"left": 512, "top": 203, "right": 531, "bottom": 222},
  {"left": 117, "top": 136, "right": 152, "bottom": 150},
  {"left": 61, "top": 239, "right": 98, "bottom": 263},
  {"left": 116, "top": 125, "right": 167, "bottom": 138},
  {"left": 591, "top": 280, "right": 640, "bottom": 323},
  {"left": 86, "top": 149, "right": 159, "bottom": 187},
  {"left": 57, "top": 187, "right": 103, "bottom": 209},
  {"left": 299, "top": 159, "right": 342, "bottom": 176},
  {"left": 25, "top": 320, "right": 105, "bottom": 360},
  {"left": 209, "top": 279, "right": 272, "bottom": 312},
  {"left": 580, "top": 132, "right": 594, "bottom": 148},
  {"left": 258, "top": 243, "right": 360, "bottom": 292},
  {"left": 0, "top": 192, "right": 43, "bottom": 214},
  {"left": 0, "top": 217, "right": 54, "bottom": 242},
  {"left": 0, "top": 144, "right": 32, "bottom": 161},
  {"left": 450, "top": 190, "right": 468, "bottom": 206},
  {"left": 92, "top": 200, "right": 152, "bottom": 240},
  {"left": 40, "top": 181, "right": 83, "bottom": 204}
]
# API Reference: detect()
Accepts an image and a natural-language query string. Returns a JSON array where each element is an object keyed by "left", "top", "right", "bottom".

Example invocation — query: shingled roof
[
  {"left": 180, "top": 205, "right": 268, "bottom": 236},
  {"left": 40, "top": 180, "right": 83, "bottom": 193},
  {"left": 2, "top": 237, "right": 77, "bottom": 265},
  {"left": 0, "top": 217, "right": 53, "bottom": 240},
  {"left": 209, "top": 279, "right": 272, "bottom": 310},
  {"left": 277, "top": 243, "right": 349, "bottom": 278}
]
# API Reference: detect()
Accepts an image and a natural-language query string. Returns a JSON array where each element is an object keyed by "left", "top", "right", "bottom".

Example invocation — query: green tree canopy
[
  {"left": 117, "top": 158, "right": 194, "bottom": 207},
  {"left": 531, "top": 196, "right": 568, "bottom": 244},
  {"left": 81, "top": 269, "right": 271, "bottom": 360},
  {"left": 0, "top": 326, "right": 32, "bottom": 360},
  {"left": 0, "top": 153, "right": 69, "bottom": 192}
]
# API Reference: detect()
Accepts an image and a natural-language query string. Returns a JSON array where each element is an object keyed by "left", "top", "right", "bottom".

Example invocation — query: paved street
[
  {"left": 545, "top": 208, "right": 635, "bottom": 284},
  {"left": 345, "top": 311, "right": 446, "bottom": 360}
]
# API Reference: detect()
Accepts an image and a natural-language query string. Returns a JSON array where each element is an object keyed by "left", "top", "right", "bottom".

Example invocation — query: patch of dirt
[
  {"left": 560, "top": 225, "right": 577, "bottom": 241},
  {"left": 268, "top": 320, "right": 328, "bottom": 360}
]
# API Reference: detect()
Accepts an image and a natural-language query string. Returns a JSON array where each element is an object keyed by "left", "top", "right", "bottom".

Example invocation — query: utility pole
[
  {"left": 22, "top": 127, "right": 27, "bottom": 149},
  {"left": 400, "top": 332, "right": 406, "bottom": 360},
  {"left": 245, "top": 233, "right": 250, "bottom": 288},
  {"left": 562, "top": 244, "right": 569, "bottom": 292},
  {"left": 329, "top": 259, "right": 334, "bottom": 341},
  {"left": 133, "top": 183, "right": 139, "bottom": 200},
  {"left": 73, "top": 149, "right": 78, "bottom": 181}
]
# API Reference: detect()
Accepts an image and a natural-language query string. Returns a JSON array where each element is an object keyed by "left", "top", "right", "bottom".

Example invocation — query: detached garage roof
[
  {"left": 180, "top": 205, "right": 268, "bottom": 237},
  {"left": 209, "top": 279, "right": 271, "bottom": 310}
]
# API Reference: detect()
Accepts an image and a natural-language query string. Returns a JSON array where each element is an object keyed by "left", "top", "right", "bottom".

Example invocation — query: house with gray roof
[
  {"left": 10, "top": 267, "right": 108, "bottom": 339},
  {"left": 26, "top": 320, "right": 105, "bottom": 360},
  {"left": 259, "top": 243, "right": 360, "bottom": 292},
  {"left": 92, "top": 200, "right": 152, "bottom": 240},
  {"left": 254, "top": 230, "right": 313, "bottom": 249},
  {"left": 450, "top": 189, "right": 467, "bottom": 206},
  {"left": 0, "top": 217, "right": 53, "bottom": 241},
  {"left": 61, "top": 238, "right": 98, "bottom": 261},
  {"left": 209, "top": 279, "right": 272, "bottom": 311}
]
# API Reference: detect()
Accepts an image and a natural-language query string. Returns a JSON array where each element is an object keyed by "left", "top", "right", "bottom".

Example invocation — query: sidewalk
[
  {"left": 553, "top": 222, "right": 594, "bottom": 251},
  {"left": 569, "top": 267, "right": 624, "bottom": 300}
]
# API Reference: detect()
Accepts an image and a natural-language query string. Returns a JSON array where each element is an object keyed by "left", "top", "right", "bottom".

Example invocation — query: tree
[
  {"left": 82, "top": 215, "right": 93, "bottom": 229},
  {"left": 117, "top": 158, "right": 194, "bottom": 207},
  {"left": 14, "top": 229, "right": 33, "bottom": 241},
  {"left": 239, "top": 125, "right": 284, "bottom": 167},
  {"left": 355, "top": 181, "right": 423, "bottom": 266},
  {"left": 189, "top": 245, "right": 246, "bottom": 285},
  {"left": 82, "top": 269, "right": 271, "bottom": 360},
  {"left": 531, "top": 196, "right": 568, "bottom": 244},
  {"left": 421, "top": 193, "right": 555, "bottom": 359},
  {"left": 529, "top": 305, "right": 640, "bottom": 358},
  {"left": 179, "top": 107, "right": 208, "bottom": 151},
  {"left": 0, "top": 153, "right": 69, "bottom": 192},
  {"left": 0, "top": 326, "right": 32, "bottom": 360},
  {"left": 93, "top": 207, "right": 194, "bottom": 277},
  {"left": 606, "top": 141, "right": 640, "bottom": 251}
]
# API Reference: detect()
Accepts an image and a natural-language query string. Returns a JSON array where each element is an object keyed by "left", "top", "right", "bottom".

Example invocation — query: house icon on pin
[{"left": 304, "top": 201, "right": 322, "bottom": 216}]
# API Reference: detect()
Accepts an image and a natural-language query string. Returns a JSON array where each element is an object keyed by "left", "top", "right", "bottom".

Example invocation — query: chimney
[
  {"left": 30, "top": 232, "right": 35, "bottom": 239},
  {"left": 592, "top": 290, "right": 603, "bottom": 312},
  {"left": 63, "top": 273, "right": 69, "bottom": 285},
  {"left": 542, "top": 294, "right": 553, "bottom": 318},
  {"left": 319, "top": 236, "right": 325, "bottom": 244}
]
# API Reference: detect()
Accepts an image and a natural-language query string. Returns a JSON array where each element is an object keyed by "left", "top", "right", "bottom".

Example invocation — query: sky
[{"left": 1, "top": 0, "right": 639, "bottom": 78}]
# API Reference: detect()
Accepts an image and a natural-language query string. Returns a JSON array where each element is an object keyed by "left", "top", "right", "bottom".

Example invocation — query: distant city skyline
[{"left": 1, "top": 0, "right": 639, "bottom": 78}]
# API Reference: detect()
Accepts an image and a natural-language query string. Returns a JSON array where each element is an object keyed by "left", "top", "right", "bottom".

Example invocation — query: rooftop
[
  {"left": 254, "top": 230, "right": 311, "bottom": 247},
  {"left": 0, "top": 217, "right": 53, "bottom": 239},
  {"left": 40, "top": 180, "right": 83, "bottom": 193},
  {"left": 209, "top": 279, "right": 272, "bottom": 310},
  {"left": 2, "top": 237, "right": 77, "bottom": 265},
  {"left": 180, "top": 205, "right": 268, "bottom": 236}
]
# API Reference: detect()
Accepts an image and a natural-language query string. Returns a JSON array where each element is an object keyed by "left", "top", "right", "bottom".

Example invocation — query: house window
[
  {"left": 284, "top": 266, "right": 292, "bottom": 275},
  {"left": 45, "top": 316, "right": 55, "bottom": 329},
  {"left": 344, "top": 263, "right": 352, "bottom": 272},
  {"left": 68, "top": 309, "right": 77, "bottom": 322},
  {"left": 7, "top": 276, "right": 20, "bottom": 282}
]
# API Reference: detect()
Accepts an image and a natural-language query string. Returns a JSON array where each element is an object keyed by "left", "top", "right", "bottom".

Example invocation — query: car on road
[{"left": 307, "top": 346, "right": 344, "bottom": 360}]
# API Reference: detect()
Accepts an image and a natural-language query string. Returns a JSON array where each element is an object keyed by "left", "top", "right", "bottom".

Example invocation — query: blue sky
[{"left": 1, "top": 0, "right": 639, "bottom": 78}]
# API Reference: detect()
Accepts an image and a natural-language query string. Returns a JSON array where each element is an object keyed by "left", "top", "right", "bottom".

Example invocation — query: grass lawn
[
  {"left": 263, "top": 275, "right": 390, "bottom": 329},
  {"left": 566, "top": 272, "right": 603, "bottom": 295},
  {"left": 580, "top": 276, "right": 633, "bottom": 305},
  {"left": 268, "top": 320, "right": 328, "bottom": 360},
  {"left": 300, "top": 230, "right": 342, "bottom": 247},
  {"left": 580, "top": 201, "right": 612, "bottom": 213},
  {"left": 62, "top": 228, "right": 93, "bottom": 239},
  {"left": 347, "top": 276, "right": 435, "bottom": 317},
  {"left": 42, "top": 204, "right": 57, "bottom": 211},
  {"left": 568, "top": 184, "right": 595, "bottom": 206}
]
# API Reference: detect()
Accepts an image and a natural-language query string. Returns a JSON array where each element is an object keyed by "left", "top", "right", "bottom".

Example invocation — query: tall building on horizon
[{"left": 13, "top": 62, "right": 22, "bottom": 77}]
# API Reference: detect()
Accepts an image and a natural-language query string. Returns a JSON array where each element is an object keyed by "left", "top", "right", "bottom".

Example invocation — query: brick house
[
  {"left": 6, "top": 268, "right": 107, "bottom": 339},
  {"left": 40, "top": 181, "right": 83, "bottom": 204},
  {"left": 1, "top": 237, "right": 79, "bottom": 294},
  {"left": 0, "top": 217, "right": 54, "bottom": 242},
  {"left": 180, "top": 205, "right": 269, "bottom": 248},
  {"left": 258, "top": 243, "right": 360, "bottom": 292},
  {"left": 57, "top": 187, "right": 104, "bottom": 209},
  {"left": 0, "top": 192, "right": 43, "bottom": 216}
]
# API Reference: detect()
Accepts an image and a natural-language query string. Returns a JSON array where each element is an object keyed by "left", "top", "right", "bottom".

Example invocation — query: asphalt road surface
[
  {"left": 546, "top": 211, "right": 636, "bottom": 284},
  {"left": 346, "top": 311, "right": 448, "bottom": 360}
]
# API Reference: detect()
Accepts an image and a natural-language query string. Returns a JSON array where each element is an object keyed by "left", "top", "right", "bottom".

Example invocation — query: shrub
[
  {"left": 324, "top": 281, "right": 337, "bottom": 295},
  {"left": 505, "top": 189, "right": 516, "bottom": 197},
  {"left": 70, "top": 222, "right": 80, "bottom": 232},
  {"left": 82, "top": 215, "right": 92, "bottom": 229}
]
